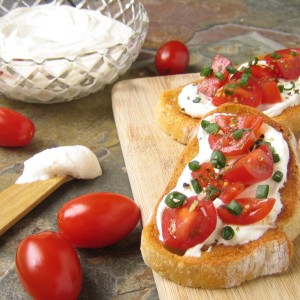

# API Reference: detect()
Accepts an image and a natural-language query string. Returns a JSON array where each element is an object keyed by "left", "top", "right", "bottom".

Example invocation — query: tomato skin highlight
[
  {"left": 155, "top": 40, "right": 190, "bottom": 75},
  {"left": 0, "top": 107, "right": 35, "bottom": 147},
  {"left": 16, "top": 231, "right": 82, "bottom": 300},
  {"left": 217, "top": 198, "right": 276, "bottom": 225},
  {"left": 57, "top": 192, "right": 140, "bottom": 248}
]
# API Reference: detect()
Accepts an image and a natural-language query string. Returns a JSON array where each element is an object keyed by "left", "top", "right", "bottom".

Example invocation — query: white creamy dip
[
  {"left": 178, "top": 60, "right": 300, "bottom": 118},
  {"left": 16, "top": 145, "right": 102, "bottom": 184},
  {"left": 0, "top": 5, "right": 135, "bottom": 61},
  {"left": 156, "top": 114, "right": 289, "bottom": 257}
]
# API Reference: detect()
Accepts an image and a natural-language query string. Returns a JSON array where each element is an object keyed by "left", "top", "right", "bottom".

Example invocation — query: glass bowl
[{"left": 0, "top": 0, "right": 149, "bottom": 103}]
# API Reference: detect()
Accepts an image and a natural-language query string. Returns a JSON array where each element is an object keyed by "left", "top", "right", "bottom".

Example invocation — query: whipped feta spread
[
  {"left": 0, "top": 5, "right": 135, "bottom": 61},
  {"left": 178, "top": 60, "right": 300, "bottom": 118},
  {"left": 16, "top": 145, "right": 102, "bottom": 184},
  {"left": 156, "top": 114, "right": 289, "bottom": 257}
]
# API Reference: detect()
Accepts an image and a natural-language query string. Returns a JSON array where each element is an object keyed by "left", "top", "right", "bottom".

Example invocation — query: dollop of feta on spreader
[{"left": 16, "top": 145, "right": 102, "bottom": 184}]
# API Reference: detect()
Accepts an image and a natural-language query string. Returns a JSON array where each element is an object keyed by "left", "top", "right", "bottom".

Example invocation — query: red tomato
[
  {"left": 0, "top": 107, "right": 35, "bottom": 147},
  {"left": 212, "top": 78, "right": 263, "bottom": 108},
  {"left": 222, "top": 144, "right": 274, "bottom": 185},
  {"left": 191, "top": 162, "right": 244, "bottom": 203},
  {"left": 209, "top": 130, "right": 257, "bottom": 156},
  {"left": 16, "top": 231, "right": 82, "bottom": 300},
  {"left": 198, "top": 55, "right": 232, "bottom": 97},
  {"left": 259, "top": 79, "right": 282, "bottom": 104},
  {"left": 208, "top": 114, "right": 263, "bottom": 155},
  {"left": 231, "top": 65, "right": 281, "bottom": 104},
  {"left": 265, "top": 48, "right": 300, "bottom": 79},
  {"left": 249, "top": 64, "right": 277, "bottom": 79},
  {"left": 161, "top": 196, "right": 217, "bottom": 250},
  {"left": 155, "top": 40, "right": 190, "bottom": 75},
  {"left": 213, "top": 114, "right": 264, "bottom": 134},
  {"left": 57, "top": 192, "right": 140, "bottom": 248},
  {"left": 197, "top": 76, "right": 223, "bottom": 97},
  {"left": 217, "top": 198, "right": 276, "bottom": 225}
]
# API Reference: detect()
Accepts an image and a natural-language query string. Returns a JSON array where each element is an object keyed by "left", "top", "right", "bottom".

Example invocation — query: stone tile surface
[{"left": 0, "top": 0, "right": 299, "bottom": 299}]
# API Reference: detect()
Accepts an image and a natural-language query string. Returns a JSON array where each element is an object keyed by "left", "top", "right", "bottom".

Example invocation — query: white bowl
[{"left": 0, "top": 0, "right": 149, "bottom": 103}]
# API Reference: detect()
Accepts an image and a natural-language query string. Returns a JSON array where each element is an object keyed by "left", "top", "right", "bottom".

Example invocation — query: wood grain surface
[
  {"left": 112, "top": 74, "right": 300, "bottom": 300},
  {"left": 0, "top": 176, "right": 70, "bottom": 236}
]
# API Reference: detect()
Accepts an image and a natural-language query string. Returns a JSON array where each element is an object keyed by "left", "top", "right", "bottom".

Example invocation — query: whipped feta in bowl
[{"left": 0, "top": 0, "right": 148, "bottom": 103}]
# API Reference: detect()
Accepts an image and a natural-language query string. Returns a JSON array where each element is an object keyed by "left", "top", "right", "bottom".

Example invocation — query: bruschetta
[
  {"left": 141, "top": 103, "right": 300, "bottom": 288},
  {"left": 156, "top": 48, "right": 300, "bottom": 144}
]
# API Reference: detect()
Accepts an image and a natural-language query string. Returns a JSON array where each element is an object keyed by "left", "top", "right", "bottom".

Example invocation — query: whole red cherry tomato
[
  {"left": 16, "top": 231, "right": 82, "bottom": 300},
  {"left": 0, "top": 107, "right": 35, "bottom": 147},
  {"left": 57, "top": 192, "right": 140, "bottom": 248},
  {"left": 155, "top": 40, "right": 190, "bottom": 75}
]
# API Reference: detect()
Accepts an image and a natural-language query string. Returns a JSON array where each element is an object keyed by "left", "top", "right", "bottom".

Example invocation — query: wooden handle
[{"left": 0, "top": 176, "right": 70, "bottom": 236}]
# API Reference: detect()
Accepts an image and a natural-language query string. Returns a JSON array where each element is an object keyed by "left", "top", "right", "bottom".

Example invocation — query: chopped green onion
[
  {"left": 191, "top": 178, "right": 202, "bottom": 194},
  {"left": 215, "top": 71, "right": 224, "bottom": 80},
  {"left": 223, "top": 200, "right": 243, "bottom": 216},
  {"left": 200, "top": 66, "right": 213, "bottom": 77},
  {"left": 205, "top": 185, "right": 221, "bottom": 201},
  {"left": 201, "top": 120, "right": 221, "bottom": 135},
  {"left": 226, "top": 65, "right": 237, "bottom": 74},
  {"left": 232, "top": 129, "right": 247, "bottom": 140},
  {"left": 278, "top": 84, "right": 284, "bottom": 93},
  {"left": 291, "top": 50, "right": 297, "bottom": 57},
  {"left": 272, "top": 170, "right": 283, "bottom": 182},
  {"left": 165, "top": 191, "right": 187, "bottom": 208},
  {"left": 201, "top": 119, "right": 210, "bottom": 129},
  {"left": 239, "top": 73, "right": 251, "bottom": 87},
  {"left": 210, "top": 150, "right": 226, "bottom": 169},
  {"left": 221, "top": 226, "right": 235, "bottom": 240},
  {"left": 283, "top": 81, "right": 295, "bottom": 91},
  {"left": 188, "top": 160, "right": 200, "bottom": 171},
  {"left": 273, "top": 153, "right": 280, "bottom": 163},
  {"left": 248, "top": 57, "right": 258, "bottom": 66},
  {"left": 256, "top": 185, "right": 269, "bottom": 198},
  {"left": 244, "top": 67, "right": 252, "bottom": 75},
  {"left": 224, "top": 83, "right": 237, "bottom": 95},
  {"left": 270, "top": 52, "right": 281, "bottom": 59}
]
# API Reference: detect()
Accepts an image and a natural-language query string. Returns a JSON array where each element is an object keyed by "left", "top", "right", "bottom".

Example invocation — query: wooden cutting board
[{"left": 112, "top": 74, "right": 300, "bottom": 300}]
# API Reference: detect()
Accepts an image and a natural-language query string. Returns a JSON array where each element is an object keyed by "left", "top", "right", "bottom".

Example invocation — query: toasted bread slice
[
  {"left": 156, "top": 79, "right": 300, "bottom": 144},
  {"left": 142, "top": 103, "right": 300, "bottom": 288}
]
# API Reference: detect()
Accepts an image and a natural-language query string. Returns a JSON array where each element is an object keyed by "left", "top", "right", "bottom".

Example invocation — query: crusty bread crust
[
  {"left": 155, "top": 79, "right": 300, "bottom": 144},
  {"left": 142, "top": 103, "right": 300, "bottom": 288}
]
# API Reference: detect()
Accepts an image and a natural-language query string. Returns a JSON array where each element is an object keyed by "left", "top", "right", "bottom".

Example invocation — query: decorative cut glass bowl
[{"left": 0, "top": 0, "right": 148, "bottom": 103}]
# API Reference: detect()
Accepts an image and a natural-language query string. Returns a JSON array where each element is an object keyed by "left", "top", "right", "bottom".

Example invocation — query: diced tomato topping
[
  {"left": 213, "top": 114, "right": 264, "bottom": 134},
  {"left": 198, "top": 55, "right": 232, "bottom": 97},
  {"left": 208, "top": 114, "right": 263, "bottom": 155},
  {"left": 265, "top": 48, "right": 300, "bottom": 80},
  {"left": 191, "top": 162, "right": 245, "bottom": 203},
  {"left": 258, "top": 79, "right": 282, "bottom": 104},
  {"left": 222, "top": 144, "right": 274, "bottom": 185},
  {"left": 217, "top": 198, "right": 276, "bottom": 225},
  {"left": 212, "top": 77, "right": 263, "bottom": 108},
  {"left": 161, "top": 196, "right": 217, "bottom": 250}
]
